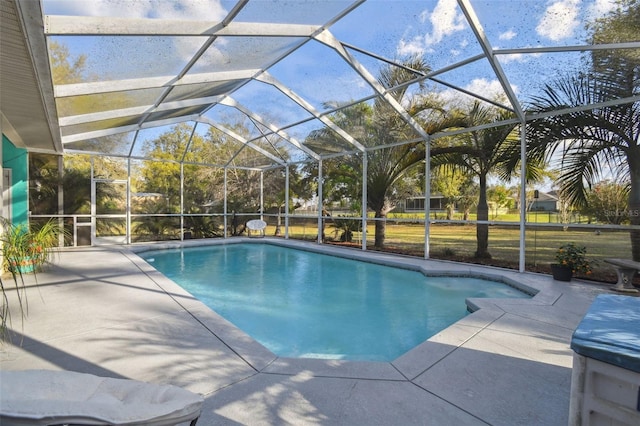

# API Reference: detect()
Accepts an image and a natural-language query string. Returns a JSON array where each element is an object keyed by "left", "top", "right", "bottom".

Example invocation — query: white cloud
[
  {"left": 439, "top": 78, "right": 516, "bottom": 108},
  {"left": 536, "top": 0, "right": 581, "bottom": 41},
  {"left": 398, "top": 37, "right": 430, "bottom": 56},
  {"left": 499, "top": 30, "right": 517, "bottom": 41},
  {"left": 424, "top": 0, "right": 467, "bottom": 46},
  {"left": 499, "top": 53, "right": 526, "bottom": 64},
  {"left": 397, "top": 0, "right": 466, "bottom": 56},
  {"left": 466, "top": 78, "right": 513, "bottom": 98}
]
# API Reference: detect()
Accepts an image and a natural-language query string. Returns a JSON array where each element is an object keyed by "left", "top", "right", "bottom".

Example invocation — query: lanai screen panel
[
  {"left": 40, "top": 0, "right": 637, "bottom": 169},
  {"left": 55, "top": 88, "right": 166, "bottom": 118},
  {"left": 64, "top": 133, "right": 136, "bottom": 157},
  {"left": 229, "top": 79, "right": 315, "bottom": 134},
  {"left": 268, "top": 40, "right": 378, "bottom": 111},
  {"left": 188, "top": 36, "right": 306, "bottom": 75},
  {"left": 231, "top": 0, "right": 356, "bottom": 25}
]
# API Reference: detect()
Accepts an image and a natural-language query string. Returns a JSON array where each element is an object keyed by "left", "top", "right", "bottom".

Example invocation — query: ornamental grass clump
[
  {"left": 556, "top": 243, "right": 591, "bottom": 275},
  {"left": 1, "top": 219, "right": 64, "bottom": 342}
]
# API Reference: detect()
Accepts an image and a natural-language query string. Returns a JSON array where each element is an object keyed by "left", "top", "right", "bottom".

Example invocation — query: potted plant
[
  {"left": 1, "top": 219, "right": 64, "bottom": 341},
  {"left": 551, "top": 242, "right": 591, "bottom": 281},
  {"left": 1, "top": 219, "right": 62, "bottom": 274}
]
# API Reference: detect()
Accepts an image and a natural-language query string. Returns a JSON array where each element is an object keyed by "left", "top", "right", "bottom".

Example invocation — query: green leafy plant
[
  {"left": 1, "top": 219, "right": 61, "bottom": 274},
  {"left": 555, "top": 243, "right": 591, "bottom": 275},
  {"left": 441, "top": 247, "right": 456, "bottom": 257},
  {"left": 331, "top": 216, "right": 361, "bottom": 242},
  {"left": 1, "top": 219, "right": 63, "bottom": 341}
]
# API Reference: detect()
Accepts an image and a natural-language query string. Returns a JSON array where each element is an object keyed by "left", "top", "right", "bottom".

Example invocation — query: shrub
[{"left": 555, "top": 243, "right": 591, "bottom": 275}]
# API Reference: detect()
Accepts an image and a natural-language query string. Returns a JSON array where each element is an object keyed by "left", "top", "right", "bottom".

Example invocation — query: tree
[
  {"left": 49, "top": 40, "right": 86, "bottom": 85},
  {"left": 527, "top": 0, "right": 640, "bottom": 259},
  {"left": 487, "top": 184, "right": 512, "bottom": 219},
  {"left": 431, "top": 102, "right": 523, "bottom": 258},
  {"left": 431, "top": 167, "right": 471, "bottom": 220},
  {"left": 137, "top": 126, "right": 188, "bottom": 214},
  {"left": 583, "top": 180, "right": 631, "bottom": 224},
  {"left": 304, "top": 57, "right": 465, "bottom": 247},
  {"left": 30, "top": 153, "right": 120, "bottom": 216}
]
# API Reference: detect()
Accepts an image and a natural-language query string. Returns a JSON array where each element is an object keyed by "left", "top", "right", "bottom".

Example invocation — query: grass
[
  {"left": 278, "top": 219, "right": 632, "bottom": 284},
  {"left": 104, "top": 213, "right": 632, "bottom": 284}
]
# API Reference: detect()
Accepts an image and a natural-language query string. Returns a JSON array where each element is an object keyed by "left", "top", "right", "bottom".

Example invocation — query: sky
[
  {"left": 42, "top": 0, "right": 623, "bottom": 166},
  {"left": 43, "top": 0, "right": 615, "bottom": 84},
  {"left": 42, "top": 0, "right": 620, "bottom": 105}
]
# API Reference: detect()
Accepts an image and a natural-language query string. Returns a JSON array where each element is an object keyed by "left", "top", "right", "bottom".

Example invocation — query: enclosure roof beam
[
  {"left": 525, "top": 95, "right": 640, "bottom": 122},
  {"left": 255, "top": 72, "right": 366, "bottom": 152},
  {"left": 198, "top": 116, "right": 286, "bottom": 166},
  {"left": 314, "top": 29, "right": 431, "bottom": 141},
  {"left": 430, "top": 77, "right": 515, "bottom": 112},
  {"left": 219, "top": 97, "right": 320, "bottom": 161},
  {"left": 58, "top": 96, "right": 225, "bottom": 127},
  {"left": 61, "top": 114, "right": 201, "bottom": 144},
  {"left": 495, "top": 41, "right": 640, "bottom": 55},
  {"left": 54, "top": 70, "right": 258, "bottom": 97},
  {"left": 45, "top": 15, "right": 321, "bottom": 37},
  {"left": 458, "top": 0, "right": 524, "bottom": 120}
]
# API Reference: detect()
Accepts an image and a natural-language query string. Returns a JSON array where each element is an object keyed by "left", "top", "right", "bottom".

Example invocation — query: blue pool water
[{"left": 142, "top": 243, "right": 530, "bottom": 361}]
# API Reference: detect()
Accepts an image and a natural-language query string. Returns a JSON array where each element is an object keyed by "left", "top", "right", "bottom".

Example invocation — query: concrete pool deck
[{"left": 1, "top": 238, "right": 614, "bottom": 425}]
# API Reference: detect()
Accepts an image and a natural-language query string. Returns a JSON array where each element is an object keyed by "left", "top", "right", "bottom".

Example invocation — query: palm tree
[
  {"left": 305, "top": 57, "right": 465, "bottom": 247},
  {"left": 526, "top": 73, "right": 639, "bottom": 259},
  {"left": 526, "top": 0, "right": 639, "bottom": 260},
  {"left": 431, "top": 102, "right": 527, "bottom": 258}
]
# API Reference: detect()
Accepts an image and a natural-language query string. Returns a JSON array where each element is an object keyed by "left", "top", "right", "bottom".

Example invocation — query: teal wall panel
[{"left": 2, "top": 134, "right": 29, "bottom": 226}]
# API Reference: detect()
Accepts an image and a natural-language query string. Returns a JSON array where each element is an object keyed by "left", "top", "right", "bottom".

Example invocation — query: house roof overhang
[{"left": 1, "top": 0, "right": 62, "bottom": 154}]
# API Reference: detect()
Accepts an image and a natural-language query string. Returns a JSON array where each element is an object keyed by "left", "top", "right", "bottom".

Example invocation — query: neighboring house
[
  {"left": 513, "top": 190, "right": 559, "bottom": 212},
  {"left": 530, "top": 191, "right": 559, "bottom": 212}
]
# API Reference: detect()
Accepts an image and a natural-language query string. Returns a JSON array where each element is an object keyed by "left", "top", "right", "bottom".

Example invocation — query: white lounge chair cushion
[
  {"left": 0, "top": 369, "right": 203, "bottom": 426},
  {"left": 246, "top": 219, "right": 267, "bottom": 231}
]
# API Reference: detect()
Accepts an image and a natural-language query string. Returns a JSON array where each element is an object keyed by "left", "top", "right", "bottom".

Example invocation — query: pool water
[{"left": 142, "top": 243, "right": 530, "bottom": 361}]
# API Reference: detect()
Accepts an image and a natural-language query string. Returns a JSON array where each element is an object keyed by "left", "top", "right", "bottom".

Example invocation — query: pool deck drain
[{"left": 1, "top": 238, "right": 612, "bottom": 425}]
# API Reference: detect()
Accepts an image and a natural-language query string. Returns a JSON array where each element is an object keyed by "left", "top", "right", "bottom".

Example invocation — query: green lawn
[{"left": 281, "top": 218, "right": 631, "bottom": 283}]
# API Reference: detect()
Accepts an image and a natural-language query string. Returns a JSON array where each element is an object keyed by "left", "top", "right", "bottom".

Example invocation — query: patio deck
[{"left": 1, "top": 239, "right": 613, "bottom": 425}]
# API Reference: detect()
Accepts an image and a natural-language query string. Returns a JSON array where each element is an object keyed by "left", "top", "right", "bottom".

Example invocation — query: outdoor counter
[{"left": 568, "top": 294, "right": 640, "bottom": 426}]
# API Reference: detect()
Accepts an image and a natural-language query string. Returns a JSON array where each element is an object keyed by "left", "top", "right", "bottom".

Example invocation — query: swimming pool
[{"left": 141, "top": 243, "right": 530, "bottom": 361}]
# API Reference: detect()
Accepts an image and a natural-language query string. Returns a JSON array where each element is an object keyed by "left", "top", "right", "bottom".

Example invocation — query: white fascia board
[
  {"left": 256, "top": 72, "right": 366, "bottom": 152},
  {"left": 45, "top": 15, "right": 319, "bottom": 37},
  {"left": 54, "top": 70, "right": 257, "bottom": 97},
  {"left": 15, "top": 0, "right": 63, "bottom": 153},
  {"left": 59, "top": 96, "right": 224, "bottom": 126},
  {"left": 219, "top": 97, "right": 320, "bottom": 160}
]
